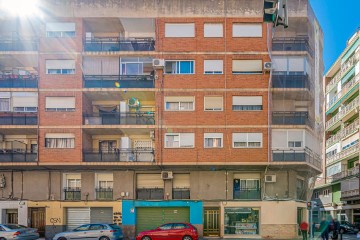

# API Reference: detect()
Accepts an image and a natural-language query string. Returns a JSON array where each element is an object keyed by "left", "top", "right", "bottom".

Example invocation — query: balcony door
[{"left": 99, "top": 140, "right": 117, "bottom": 153}]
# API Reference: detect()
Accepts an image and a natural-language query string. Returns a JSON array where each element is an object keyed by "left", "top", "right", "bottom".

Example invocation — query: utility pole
[{"left": 307, "top": 201, "right": 317, "bottom": 239}]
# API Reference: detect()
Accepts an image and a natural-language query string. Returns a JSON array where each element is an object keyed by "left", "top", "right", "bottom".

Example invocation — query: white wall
[{"left": 0, "top": 201, "right": 28, "bottom": 226}]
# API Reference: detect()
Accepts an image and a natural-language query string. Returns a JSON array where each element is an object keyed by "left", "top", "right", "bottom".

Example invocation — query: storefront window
[{"left": 224, "top": 208, "right": 259, "bottom": 235}]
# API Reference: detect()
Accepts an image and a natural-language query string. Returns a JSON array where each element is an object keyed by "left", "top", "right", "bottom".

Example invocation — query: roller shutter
[
  {"left": 90, "top": 207, "right": 113, "bottom": 224},
  {"left": 66, "top": 208, "right": 90, "bottom": 230}
]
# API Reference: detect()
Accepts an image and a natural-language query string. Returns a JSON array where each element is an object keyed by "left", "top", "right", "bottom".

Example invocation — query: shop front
[{"left": 224, "top": 207, "right": 259, "bottom": 235}]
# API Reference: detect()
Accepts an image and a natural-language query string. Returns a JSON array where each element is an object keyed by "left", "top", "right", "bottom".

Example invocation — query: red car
[{"left": 136, "top": 223, "right": 198, "bottom": 240}]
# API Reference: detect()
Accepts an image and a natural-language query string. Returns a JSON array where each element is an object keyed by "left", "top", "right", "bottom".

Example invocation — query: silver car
[
  {"left": 53, "top": 223, "right": 123, "bottom": 240},
  {"left": 0, "top": 224, "right": 39, "bottom": 240}
]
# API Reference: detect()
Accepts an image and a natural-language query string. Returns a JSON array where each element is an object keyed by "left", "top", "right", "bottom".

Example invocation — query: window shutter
[
  {"left": 46, "top": 22, "right": 75, "bottom": 32},
  {"left": 137, "top": 174, "right": 163, "bottom": 188},
  {"left": 102, "top": 57, "right": 120, "bottom": 75},
  {"left": 204, "top": 23, "right": 223, "bottom": 37},
  {"left": 165, "top": 96, "right": 194, "bottom": 102},
  {"left": 65, "top": 173, "right": 81, "bottom": 180},
  {"left": 204, "top": 96, "right": 223, "bottom": 110},
  {"left": 46, "top": 60, "right": 75, "bottom": 70},
  {"left": 165, "top": 23, "right": 195, "bottom": 37},
  {"left": 288, "top": 131, "right": 304, "bottom": 142},
  {"left": 288, "top": 56, "right": 305, "bottom": 72},
  {"left": 83, "top": 58, "right": 102, "bottom": 75},
  {"left": 45, "top": 133, "right": 75, "bottom": 138},
  {"left": 232, "top": 60, "right": 262, "bottom": 72},
  {"left": 234, "top": 173, "right": 261, "bottom": 179},
  {"left": 204, "top": 60, "right": 223, "bottom": 73},
  {"left": 272, "top": 131, "right": 287, "bottom": 148},
  {"left": 232, "top": 96, "right": 262, "bottom": 105},
  {"left": 12, "top": 92, "right": 38, "bottom": 107},
  {"left": 248, "top": 133, "right": 262, "bottom": 142},
  {"left": 232, "top": 23, "right": 262, "bottom": 37},
  {"left": 46, "top": 97, "right": 75, "bottom": 109},
  {"left": 204, "top": 133, "right": 223, "bottom": 138},
  {"left": 173, "top": 174, "right": 190, "bottom": 188},
  {"left": 272, "top": 56, "right": 288, "bottom": 72},
  {"left": 180, "top": 133, "right": 194, "bottom": 147},
  {"left": 233, "top": 133, "right": 247, "bottom": 142},
  {"left": 0, "top": 92, "right": 10, "bottom": 98},
  {"left": 96, "top": 173, "right": 113, "bottom": 182}
]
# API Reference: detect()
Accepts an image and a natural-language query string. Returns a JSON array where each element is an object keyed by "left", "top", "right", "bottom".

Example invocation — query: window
[
  {"left": 165, "top": 23, "right": 195, "bottom": 37},
  {"left": 204, "top": 60, "right": 223, "bottom": 74},
  {"left": 165, "top": 61, "right": 195, "bottom": 74},
  {"left": 323, "top": 189, "right": 330, "bottom": 197},
  {"left": 45, "top": 133, "right": 75, "bottom": 148},
  {"left": 204, "top": 96, "right": 223, "bottom": 111},
  {"left": 165, "top": 96, "right": 194, "bottom": 111},
  {"left": 204, "top": 133, "right": 223, "bottom": 148},
  {"left": 232, "top": 23, "right": 262, "bottom": 37},
  {"left": 13, "top": 107, "right": 38, "bottom": 112},
  {"left": 45, "top": 97, "right": 75, "bottom": 111},
  {"left": 0, "top": 98, "right": 10, "bottom": 112},
  {"left": 46, "top": 60, "right": 75, "bottom": 75},
  {"left": 96, "top": 173, "right": 113, "bottom": 189},
  {"left": 233, "top": 133, "right": 262, "bottom": 148},
  {"left": 204, "top": 23, "right": 223, "bottom": 37},
  {"left": 67, "top": 178, "right": 81, "bottom": 189},
  {"left": 224, "top": 208, "right": 260, "bottom": 235},
  {"left": 46, "top": 22, "right": 76, "bottom": 38},
  {"left": 120, "top": 57, "right": 152, "bottom": 75},
  {"left": 232, "top": 96, "right": 262, "bottom": 111},
  {"left": 12, "top": 92, "right": 38, "bottom": 112},
  {"left": 173, "top": 174, "right": 190, "bottom": 199},
  {"left": 165, "top": 133, "right": 194, "bottom": 148},
  {"left": 314, "top": 191, "right": 319, "bottom": 199},
  {"left": 288, "top": 141, "right": 302, "bottom": 147},
  {"left": 159, "top": 224, "right": 173, "bottom": 230},
  {"left": 272, "top": 56, "right": 309, "bottom": 75},
  {"left": 232, "top": 60, "right": 262, "bottom": 74}
]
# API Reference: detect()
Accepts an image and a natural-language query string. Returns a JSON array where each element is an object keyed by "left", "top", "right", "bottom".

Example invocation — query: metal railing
[
  {"left": 83, "top": 75, "right": 154, "bottom": 88},
  {"left": 172, "top": 188, "right": 190, "bottom": 199},
  {"left": 326, "top": 143, "right": 359, "bottom": 165},
  {"left": 95, "top": 188, "right": 113, "bottom": 200},
  {"left": 64, "top": 188, "right": 81, "bottom": 200},
  {"left": 0, "top": 75, "right": 38, "bottom": 88},
  {"left": 0, "top": 37, "right": 38, "bottom": 51},
  {"left": 136, "top": 188, "right": 164, "bottom": 200},
  {"left": 272, "top": 111, "right": 314, "bottom": 128},
  {"left": 272, "top": 148, "right": 322, "bottom": 169},
  {"left": 233, "top": 188, "right": 261, "bottom": 200},
  {"left": 329, "top": 166, "right": 359, "bottom": 183},
  {"left": 0, "top": 151, "right": 37, "bottom": 162},
  {"left": 342, "top": 189, "right": 359, "bottom": 198},
  {"left": 272, "top": 74, "right": 310, "bottom": 89},
  {"left": 83, "top": 148, "right": 154, "bottom": 162},
  {"left": 0, "top": 113, "right": 37, "bottom": 125},
  {"left": 326, "top": 119, "right": 359, "bottom": 147},
  {"left": 84, "top": 38, "right": 155, "bottom": 52},
  {"left": 84, "top": 112, "right": 155, "bottom": 125},
  {"left": 325, "top": 96, "right": 359, "bottom": 130},
  {"left": 272, "top": 37, "right": 314, "bottom": 57}
]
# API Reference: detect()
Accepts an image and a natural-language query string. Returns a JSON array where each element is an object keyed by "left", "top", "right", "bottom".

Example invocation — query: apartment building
[
  {"left": 0, "top": 0, "right": 323, "bottom": 239},
  {"left": 312, "top": 30, "right": 360, "bottom": 224}
]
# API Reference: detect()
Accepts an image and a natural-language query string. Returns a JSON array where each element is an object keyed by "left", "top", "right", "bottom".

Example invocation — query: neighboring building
[
  {"left": 0, "top": 0, "right": 323, "bottom": 239},
  {"left": 314, "top": 30, "right": 360, "bottom": 223}
]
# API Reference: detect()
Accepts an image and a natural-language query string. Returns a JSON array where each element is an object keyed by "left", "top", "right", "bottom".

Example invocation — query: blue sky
[{"left": 309, "top": 0, "right": 360, "bottom": 73}]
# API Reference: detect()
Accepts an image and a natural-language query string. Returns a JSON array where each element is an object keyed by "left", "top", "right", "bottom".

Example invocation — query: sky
[{"left": 309, "top": 0, "right": 360, "bottom": 73}]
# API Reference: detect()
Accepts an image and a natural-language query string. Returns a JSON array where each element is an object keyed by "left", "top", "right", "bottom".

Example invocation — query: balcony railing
[
  {"left": 0, "top": 75, "right": 38, "bottom": 88},
  {"left": 64, "top": 188, "right": 81, "bottom": 200},
  {"left": 0, "top": 37, "right": 38, "bottom": 51},
  {"left": 84, "top": 112, "right": 155, "bottom": 125},
  {"left": 326, "top": 119, "right": 359, "bottom": 147},
  {"left": 272, "top": 111, "right": 314, "bottom": 128},
  {"left": 329, "top": 166, "right": 359, "bottom": 183},
  {"left": 325, "top": 96, "right": 359, "bottom": 130},
  {"left": 83, "top": 148, "right": 154, "bottom": 162},
  {"left": 342, "top": 189, "right": 359, "bottom": 198},
  {"left": 84, "top": 38, "right": 155, "bottom": 52},
  {"left": 326, "top": 143, "right": 359, "bottom": 165},
  {"left": 83, "top": 75, "right": 154, "bottom": 88},
  {"left": 95, "top": 188, "right": 113, "bottom": 200},
  {"left": 0, "top": 113, "right": 37, "bottom": 125},
  {"left": 233, "top": 188, "right": 261, "bottom": 200},
  {"left": 0, "top": 151, "right": 37, "bottom": 162},
  {"left": 136, "top": 188, "right": 164, "bottom": 200},
  {"left": 272, "top": 148, "right": 322, "bottom": 169},
  {"left": 172, "top": 188, "right": 190, "bottom": 199},
  {"left": 272, "top": 37, "right": 314, "bottom": 57},
  {"left": 272, "top": 73, "right": 310, "bottom": 89}
]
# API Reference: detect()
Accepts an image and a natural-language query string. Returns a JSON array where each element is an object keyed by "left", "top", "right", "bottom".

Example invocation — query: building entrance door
[
  {"left": 204, "top": 208, "right": 220, "bottom": 236},
  {"left": 30, "top": 208, "right": 45, "bottom": 237}
]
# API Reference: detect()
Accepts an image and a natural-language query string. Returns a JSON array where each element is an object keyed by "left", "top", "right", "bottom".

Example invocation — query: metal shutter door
[
  {"left": 136, "top": 208, "right": 163, "bottom": 234},
  {"left": 163, "top": 207, "right": 190, "bottom": 224},
  {"left": 90, "top": 207, "right": 113, "bottom": 224},
  {"left": 66, "top": 208, "right": 90, "bottom": 230}
]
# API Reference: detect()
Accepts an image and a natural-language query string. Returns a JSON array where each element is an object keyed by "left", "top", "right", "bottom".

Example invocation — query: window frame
[
  {"left": 203, "top": 60, "right": 223, "bottom": 74},
  {"left": 0, "top": 98, "right": 10, "bottom": 112},
  {"left": 164, "top": 133, "right": 195, "bottom": 148},
  {"left": 165, "top": 97, "right": 195, "bottom": 111},
  {"left": 232, "top": 133, "right": 263, "bottom": 148},
  {"left": 204, "top": 96, "right": 223, "bottom": 111},
  {"left": 204, "top": 23, "right": 224, "bottom": 38},
  {"left": 323, "top": 189, "right": 330, "bottom": 197},
  {"left": 232, "top": 23, "right": 263, "bottom": 38},
  {"left": 204, "top": 133, "right": 223, "bottom": 148},
  {"left": 164, "top": 60, "right": 195, "bottom": 74}
]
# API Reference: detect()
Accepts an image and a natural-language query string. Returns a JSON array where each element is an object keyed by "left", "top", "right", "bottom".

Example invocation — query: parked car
[
  {"left": 136, "top": 223, "right": 198, "bottom": 240},
  {"left": 53, "top": 223, "right": 123, "bottom": 240},
  {"left": 0, "top": 224, "right": 39, "bottom": 240},
  {"left": 339, "top": 221, "right": 359, "bottom": 234}
]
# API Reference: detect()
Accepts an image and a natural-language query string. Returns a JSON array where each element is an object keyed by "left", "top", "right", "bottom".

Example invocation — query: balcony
[
  {"left": 272, "top": 148, "right": 322, "bottom": 169},
  {"left": 272, "top": 74, "right": 310, "bottom": 89},
  {"left": 136, "top": 188, "right": 164, "bottom": 200},
  {"left": 233, "top": 188, "right": 261, "bottom": 200},
  {"left": 329, "top": 166, "right": 359, "bottom": 183},
  {"left": 0, "top": 75, "right": 38, "bottom": 88},
  {"left": 0, "top": 38, "right": 38, "bottom": 51},
  {"left": 172, "top": 188, "right": 190, "bottom": 199},
  {"left": 64, "top": 187, "right": 81, "bottom": 200},
  {"left": 272, "top": 37, "right": 314, "bottom": 56},
  {"left": 326, "top": 143, "right": 359, "bottom": 165},
  {"left": 325, "top": 96, "right": 359, "bottom": 131},
  {"left": 84, "top": 38, "right": 155, "bottom": 52},
  {"left": 84, "top": 112, "right": 155, "bottom": 125},
  {"left": 95, "top": 188, "right": 113, "bottom": 200},
  {"left": 0, "top": 151, "right": 37, "bottom": 162},
  {"left": 272, "top": 111, "right": 314, "bottom": 128},
  {"left": 83, "top": 75, "right": 154, "bottom": 88},
  {"left": 83, "top": 148, "right": 154, "bottom": 162},
  {"left": 326, "top": 119, "right": 359, "bottom": 147},
  {"left": 0, "top": 113, "right": 37, "bottom": 125}
]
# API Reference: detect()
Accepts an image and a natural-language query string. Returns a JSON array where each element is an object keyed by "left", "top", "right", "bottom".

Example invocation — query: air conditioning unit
[
  {"left": 153, "top": 59, "right": 165, "bottom": 68},
  {"left": 150, "top": 130, "right": 155, "bottom": 140},
  {"left": 265, "top": 175, "right": 276, "bottom": 183},
  {"left": 264, "top": 62, "right": 272, "bottom": 71},
  {"left": 161, "top": 171, "right": 173, "bottom": 180}
]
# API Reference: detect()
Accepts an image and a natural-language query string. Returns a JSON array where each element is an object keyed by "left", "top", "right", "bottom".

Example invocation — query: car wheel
[
  {"left": 142, "top": 236, "right": 151, "bottom": 240},
  {"left": 99, "top": 237, "right": 110, "bottom": 240},
  {"left": 183, "top": 236, "right": 193, "bottom": 240},
  {"left": 0, "top": 237, "right": 6, "bottom": 240},
  {"left": 339, "top": 228, "right": 345, "bottom": 234},
  {"left": 58, "top": 237, "right": 67, "bottom": 240}
]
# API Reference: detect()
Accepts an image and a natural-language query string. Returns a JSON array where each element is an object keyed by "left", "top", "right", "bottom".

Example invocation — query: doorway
[
  {"left": 204, "top": 208, "right": 220, "bottom": 236},
  {"left": 30, "top": 208, "right": 45, "bottom": 237}
]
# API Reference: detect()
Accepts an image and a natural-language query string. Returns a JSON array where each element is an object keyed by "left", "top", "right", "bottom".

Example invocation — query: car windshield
[{"left": 4, "top": 224, "right": 27, "bottom": 229}]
